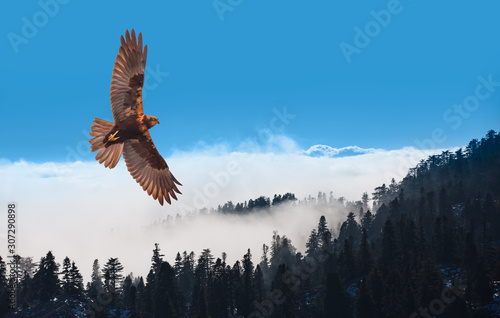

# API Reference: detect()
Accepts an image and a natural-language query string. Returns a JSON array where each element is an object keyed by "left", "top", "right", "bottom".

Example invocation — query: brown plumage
[{"left": 89, "top": 29, "right": 181, "bottom": 205}]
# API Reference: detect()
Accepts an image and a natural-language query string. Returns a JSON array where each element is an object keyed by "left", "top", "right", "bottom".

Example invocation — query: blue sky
[{"left": 1, "top": 0, "right": 499, "bottom": 162}]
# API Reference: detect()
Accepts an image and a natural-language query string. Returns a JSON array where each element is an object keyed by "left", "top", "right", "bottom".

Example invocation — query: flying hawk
[{"left": 89, "top": 29, "right": 181, "bottom": 205}]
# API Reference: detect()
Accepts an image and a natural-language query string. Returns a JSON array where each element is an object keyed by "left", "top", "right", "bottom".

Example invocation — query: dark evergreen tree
[
  {"left": 192, "top": 286, "right": 211, "bottom": 318},
  {"left": 254, "top": 264, "right": 266, "bottom": 303},
  {"left": 70, "top": 261, "right": 84, "bottom": 297},
  {"left": 151, "top": 243, "right": 164, "bottom": 283},
  {"left": 142, "top": 269, "right": 155, "bottom": 313},
  {"left": 33, "top": 251, "right": 60, "bottom": 302},
  {"left": 154, "top": 261, "right": 185, "bottom": 317},
  {"left": 18, "top": 269, "right": 35, "bottom": 309},
  {"left": 317, "top": 215, "right": 332, "bottom": 250},
  {"left": 354, "top": 278, "right": 373, "bottom": 318},
  {"left": 358, "top": 228, "right": 372, "bottom": 277},
  {"left": 379, "top": 219, "right": 398, "bottom": 274},
  {"left": 236, "top": 249, "right": 255, "bottom": 316},
  {"left": 368, "top": 267, "right": 384, "bottom": 318},
  {"left": 88, "top": 259, "right": 102, "bottom": 298},
  {"left": 208, "top": 257, "right": 230, "bottom": 318},
  {"left": 323, "top": 270, "right": 351, "bottom": 317},
  {"left": 135, "top": 276, "right": 145, "bottom": 313},
  {"left": 102, "top": 257, "right": 124, "bottom": 306},
  {"left": 339, "top": 238, "right": 356, "bottom": 282},
  {"left": 174, "top": 252, "right": 182, "bottom": 279},
  {"left": 129, "top": 285, "right": 138, "bottom": 317},
  {"left": 0, "top": 257, "right": 8, "bottom": 315},
  {"left": 415, "top": 258, "right": 443, "bottom": 311},
  {"left": 179, "top": 251, "right": 195, "bottom": 298},
  {"left": 61, "top": 256, "right": 72, "bottom": 295},
  {"left": 122, "top": 275, "right": 133, "bottom": 309},
  {"left": 269, "top": 264, "right": 297, "bottom": 318},
  {"left": 361, "top": 210, "right": 373, "bottom": 234}
]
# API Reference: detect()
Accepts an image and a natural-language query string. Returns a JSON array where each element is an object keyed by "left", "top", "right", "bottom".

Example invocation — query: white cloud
[
  {"left": 302, "top": 144, "right": 379, "bottom": 157},
  {"left": 0, "top": 136, "right": 449, "bottom": 281}
]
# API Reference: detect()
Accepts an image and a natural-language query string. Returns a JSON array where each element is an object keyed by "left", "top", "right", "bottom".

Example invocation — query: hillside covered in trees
[{"left": 1, "top": 130, "right": 499, "bottom": 317}]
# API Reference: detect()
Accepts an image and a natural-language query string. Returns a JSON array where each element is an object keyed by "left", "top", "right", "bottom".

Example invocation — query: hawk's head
[{"left": 146, "top": 116, "right": 160, "bottom": 128}]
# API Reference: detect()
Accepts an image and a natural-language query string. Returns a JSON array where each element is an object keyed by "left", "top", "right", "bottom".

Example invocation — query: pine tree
[
  {"left": 338, "top": 212, "right": 361, "bottom": 247},
  {"left": 388, "top": 198, "right": 401, "bottom": 222},
  {"left": 179, "top": 251, "right": 195, "bottom": 298},
  {"left": 339, "top": 238, "right": 356, "bottom": 282},
  {"left": 143, "top": 269, "right": 154, "bottom": 313},
  {"left": 362, "top": 192, "right": 370, "bottom": 211},
  {"left": 33, "top": 251, "right": 60, "bottom": 302},
  {"left": 354, "top": 278, "right": 373, "bottom": 318},
  {"left": 209, "top": 257, "right": 230, "bottom": 318},
  {"left": 323, "top": 270, "right": 350, "bottom": 317},
  {"left": 415, "top": 258, "right": 443, "bottom": 310},
  {"left": 368, "top": 267, "right": 384, "bottom": 318},
  {"left": 151, "top": 243, "right": 164, "bottom": 284},
  {"left": 358, "top": 228, "right": 372, "bottom": 277},
  {"left": 361, "top": 210, "right": 374, "bottom": 234},
  {"left": 18, "top": 270, "right": 35, "bottom": 309},
  {"left": 379, "top": 219, "right": 398, "bottom": 274},
  {"left": 122, "top": 275, "right": 133, "bottom": 309},
  {"left": 154, "top": 261, "right": 185, "bottom": 317},
  {"left": 129, "top": 285, "right": 138, "bottom": 317},
  {"left": 61, "top": 256, "right": 72, "bottom": 295},
  {"left": 254, "top": 264, "right": 266, "bottom": 303},
  {"left": 102, "top": 257, "right": 124, "bottom": 306},
  {"left": 305, "top": 229, "right": 319, "bottom": 258},
  {"left": 317, "top": 215, "right": 332, "bottom": 251},
  {"left": 174, "top": 252, "right": 182, "bottom": 279},
  {"left": 0, "top": 257, "right": 8, "bottom": 314},
  {"left": 193, "top": 286, "right": 212, "bottom": 318},
  {"left": 88, "top": 259, "right": 102, "bottom": 298},
  {"left": 269, "top": 264, "right": 297, "bottom": 318},
  {"left": 470, "top": 257, "right": 493, "bottom": 306},
  {"left": 237, "top": 249, "right": 255, "bottom": 316},
  {"left": 135, "top": 276, "right": 145, "bottom": 313},
  {"left": 70, "top": 261, "right": 84, "bottom": 297}
]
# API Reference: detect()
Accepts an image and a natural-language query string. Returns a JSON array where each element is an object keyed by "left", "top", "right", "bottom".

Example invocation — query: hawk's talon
[{"left": 108, "top": 131, "right": 120, "bottom": 141}]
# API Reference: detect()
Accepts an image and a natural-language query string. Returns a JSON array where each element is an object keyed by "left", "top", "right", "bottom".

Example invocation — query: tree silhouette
[{"left": 102, "top": 257, "right": 124, "bottom": 306}]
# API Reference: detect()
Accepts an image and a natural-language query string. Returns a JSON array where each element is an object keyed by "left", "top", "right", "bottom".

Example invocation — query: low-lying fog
[{"left": 0, "top": 138, "right": 446, "bottom": 281}]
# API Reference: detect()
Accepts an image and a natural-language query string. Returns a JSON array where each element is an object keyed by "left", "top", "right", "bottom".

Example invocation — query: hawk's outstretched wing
[
  {"left": 110, "top": 29, "right": 147, "bottom": 124},
  {"left": 122, "top": 134, "right": 182, "bottom": 205}
]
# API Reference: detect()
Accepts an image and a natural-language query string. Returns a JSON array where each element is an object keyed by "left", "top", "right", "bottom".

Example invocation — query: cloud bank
[{"left": 0, "top": 135, "right": 449, "bottom": 281}]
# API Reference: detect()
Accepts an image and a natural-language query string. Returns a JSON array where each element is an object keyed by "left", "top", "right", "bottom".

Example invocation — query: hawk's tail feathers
[{"left": 89, "top": 118, "right": 123, "bottom": 169}]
